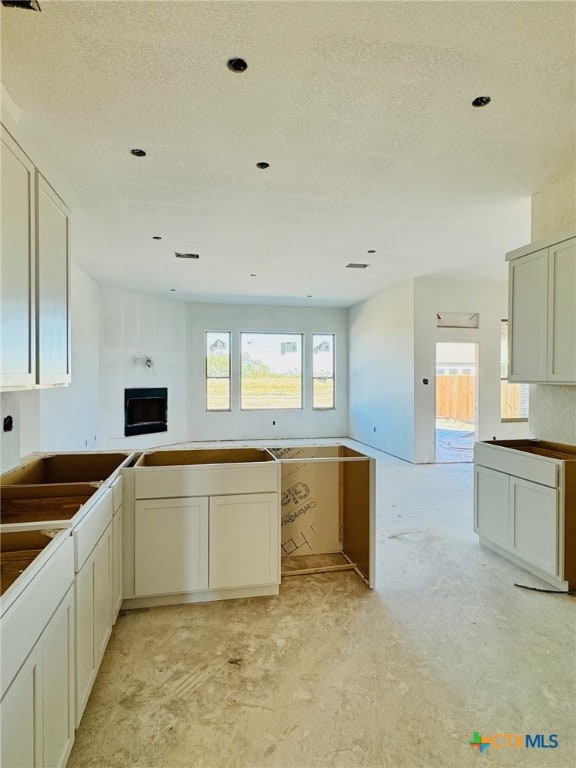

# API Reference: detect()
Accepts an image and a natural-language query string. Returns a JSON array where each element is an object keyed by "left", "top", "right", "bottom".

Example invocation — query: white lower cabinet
[
  {"left": 1, "top": 586, "right": 75, "bottom": 768},
  {"left": 474, "top": 466, "right": 509, "bottom": 549},
  {"left": 134, "top": 498, "right": 209, "bottom": 596},
  {"left": 112, "top": 507, "right": 123, "bottom": 620},
  {"left": 509, "top": 477, "right": 558, "bottom": 576},
  {"left": 133, "top": 493, "right": 280, "bottom": 599},
  {"left": 1, "top": 643, "right": 42, "bottom": 768},
  {"left": 75, "top": 522, "right": 113, "bottom": 725},
  {"left": 209, "top": 494, "right": 279, "bottom": 589}
]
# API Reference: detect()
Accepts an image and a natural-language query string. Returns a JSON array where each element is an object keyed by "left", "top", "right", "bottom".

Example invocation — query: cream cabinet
[
  {"left": 474, "top": 439, "right": 576, "bottom": 590},
  {"left": 133, "top": 493, "right": 279, "bottom": 598},
  {"left": 0, "top": 125, "right": 36, "bottom": 388},
  {"left": 73, "top": 489, "right": 114, "bottom": 724},
  {"left": 0, "top": 534, "right": 75, "bottom": 768},
  {"left": 508, "top": 232, "right": 576, "bottom": 383},
  {"left": 36, "top": 174, "right": 71, "bottom": 386},
  {"left": 0, "top": 123, "right": 70, "bottom": 391},
  {"left": 209, "top": 493, "right": 279, "bottom": 589},
  {"left": 134, "top": 497, "right": 209, "bottom": 596}
]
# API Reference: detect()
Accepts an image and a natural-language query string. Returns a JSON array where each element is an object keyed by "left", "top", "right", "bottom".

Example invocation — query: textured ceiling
[{"left": 1, "top": 0, "right": 574, "bottom": 306}]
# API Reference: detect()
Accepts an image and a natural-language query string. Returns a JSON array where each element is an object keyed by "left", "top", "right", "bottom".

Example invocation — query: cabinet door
[
  {"left": 0, "top": 643, "right": 43, "bottom": 768},
  {"left": 75, "top": 553, "right": 95, "bottom": 724},
  {"left": 509, "top": 249, "right": 548, "bottom": 382},
  {"left": 134, "top": 498, "right": 209, "bottom": 596},
  {"left": 93, "top": 523, "right": 113, "bottom": 665},
  {"left": 474, "top": 466, "right": 509, "bottom": 548},
  {"left": 36, "top": 174, "right": 70, "bottom": 386},
  {"left": 209, "top": 493, "right": 280, "bottom": 589},
  {"left": 112, "top": 509, "right": 123, "bottom": 621},
  {"left": 0, "top": 126, "right": 36, "bottom": 388},
  {"left": 42, "top": 587, "right": 75, "bottom": 768},
  {"left": 510, "top": 477, "right": 558, "bottom": 576},
  {"left": 547, "top": 236, "right": 576, "bottom": 382}
]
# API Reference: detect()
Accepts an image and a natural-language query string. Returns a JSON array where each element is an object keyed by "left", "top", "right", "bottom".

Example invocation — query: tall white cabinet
[
  {"left": 0, "top": 126, "right": 36, "bottom": 388},
  {"left": 0, "top": 124, "right": 71, "bottom": 390},
  {"left": 508, "top": 231, "right": 576, "bottom": 383}
]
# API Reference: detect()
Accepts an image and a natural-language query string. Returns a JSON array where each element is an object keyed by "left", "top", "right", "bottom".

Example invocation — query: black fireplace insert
[{"left": 124, "top": 388, "right": 167, "bottom": 436}]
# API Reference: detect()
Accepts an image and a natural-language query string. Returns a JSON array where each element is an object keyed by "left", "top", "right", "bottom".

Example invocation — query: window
[
  {"left": 313, "top": 334, "right": 335, "bottom": 409},
  {"left": 241, "top": 333, "right": 302, "bottom": 410},
  {"left": 500, "top": 320, "right": 529, "bottom": 420},
  {"left": 206, "top": 331, "right": 230, "bottom": 410}
]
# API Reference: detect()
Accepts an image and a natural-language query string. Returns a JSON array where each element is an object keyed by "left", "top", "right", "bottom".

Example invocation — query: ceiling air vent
[
  {"left": 175, "top": 253, "right": 200, "bottom": 259},
  {"left": 346, "top": 263, "right": 370, "bottom": 269}
]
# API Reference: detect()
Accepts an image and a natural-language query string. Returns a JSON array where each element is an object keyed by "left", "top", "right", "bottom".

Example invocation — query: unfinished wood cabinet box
[
  {"left": 269, "top": 445, "right": 375, "bottom": 588},
  {"left": 474, "top": 439, "right": 576, "bottom": 590}
]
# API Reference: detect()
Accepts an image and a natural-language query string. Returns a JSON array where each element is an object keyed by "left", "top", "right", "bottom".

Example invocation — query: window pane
[
  {"left": 313, "top": 378, "right": 334, "bottom": 409},
  {"left": 207, "top": 379, "right": 230, "bottom": 411},
  {"left": 241, "top": 333, "right": 302, "bottom": 410},
  {"left": 500, "top": 320, "right": 529, "bottom": 420},
  {"left": 313, "top": 333, "right": 335, "bottom": 409},
  {"left": 206, "top": 331, "right": 230, "bottom": 410}
]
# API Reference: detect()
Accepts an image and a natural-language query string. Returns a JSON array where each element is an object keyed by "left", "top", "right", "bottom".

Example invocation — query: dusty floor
[{"left": 68, "top": 443, "right": 576, "bottom": 768}]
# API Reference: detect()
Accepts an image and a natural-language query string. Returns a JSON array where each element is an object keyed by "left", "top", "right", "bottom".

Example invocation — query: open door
[{"left": 435, "top": 342, "right": 478, "bottom": 463}]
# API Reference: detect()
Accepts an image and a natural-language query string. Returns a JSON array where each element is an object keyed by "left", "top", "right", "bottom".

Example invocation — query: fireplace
[{"left": 124, "top": 388, "right": 167, "bottom": 436}]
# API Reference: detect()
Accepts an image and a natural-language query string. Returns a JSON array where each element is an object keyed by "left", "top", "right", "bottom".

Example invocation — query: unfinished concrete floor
[{"left": 67, "top": 443, "right": 576, "bottom": 768}]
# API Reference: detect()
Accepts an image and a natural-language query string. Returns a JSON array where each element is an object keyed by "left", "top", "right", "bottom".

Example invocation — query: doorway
[{"left": 435, "top": 342, "right": 477, "bottom": 463}]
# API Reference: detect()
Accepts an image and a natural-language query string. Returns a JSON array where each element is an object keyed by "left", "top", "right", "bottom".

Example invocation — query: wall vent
[
  {"left": 175, "top": 253, "right": 199, "bottom": 259},
  {"left": 346, "top": 263, "right": 370, "bottom": 269}
]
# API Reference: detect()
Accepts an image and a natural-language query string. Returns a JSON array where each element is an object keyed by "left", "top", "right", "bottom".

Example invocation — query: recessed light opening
[
  {"left": 130, "top": 148, "right": 146, "bottom": 157},
  {"left": 227, "top": 58, "right": 248, "bottom": 73},
  {"left": 367, "top": 250, "right": 376, "bottom": 254},
  {"left": 152, "top": 236, "right": 162, "bottom": 240},
  {"left": 346, "top": 263, "right": 370, "bottom": 269},
  {"left": 175, "top": 253, "right": 200, "bottom": 259},
  {"left": 1, "top": 1, "right": 41, "bottom": 11},
  {"left": 472, "top": 96, "right": 491, "bottom": 107},
  {"left": 256, "top": 162, "right": 270, "bottom": 169}
]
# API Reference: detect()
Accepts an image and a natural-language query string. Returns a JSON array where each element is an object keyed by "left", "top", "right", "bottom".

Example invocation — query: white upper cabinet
[
  {"left": 36, "top": 175, "right": 71, "bottom": 386},
  {"left": 508, "top": 231, "right": 576, "bottom": 384},
  {"left": 0, "top": 124, "right": 71, "bottom": 390},
  {"left": 0, "top": 126, "right": 36, "bottom": 388}
]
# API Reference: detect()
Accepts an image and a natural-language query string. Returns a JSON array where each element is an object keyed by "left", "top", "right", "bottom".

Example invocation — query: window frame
[
  {"left": 312, "top": 333, "right": 336, "bottom": 410},
  {"left": 205, "top": 330, "right": 231, "bottom": 412},
  {"left": 500, "top": 319, "right": 529, "bottom": 423},
  {"left": 240, "top": 331, "right": 304, "bottom": 411}
]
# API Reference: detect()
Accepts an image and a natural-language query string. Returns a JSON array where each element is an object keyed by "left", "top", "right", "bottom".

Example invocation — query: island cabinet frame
[
  {"left": 474, "top": 439, "right": 576, "bottom": 590},
  {"left": 121, "top": 443, "right": 375, "bottom": 611}
]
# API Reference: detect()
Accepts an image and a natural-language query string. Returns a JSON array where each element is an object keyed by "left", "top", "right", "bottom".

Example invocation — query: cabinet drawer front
[
  {"left": 474, "top": 443, "right": 558, "bottom": 488},
  {"left": 73, "top": 489, "right": 113, "bottom": 571},
  {"left": 134, "top": 463, "right": 279, "bottom": 500},
  {"left": 1, "top": 535, "right": 73, "bottom": 693}
]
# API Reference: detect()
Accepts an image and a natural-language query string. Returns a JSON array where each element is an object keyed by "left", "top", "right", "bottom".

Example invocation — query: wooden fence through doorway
[{"left": 436, "top": 375, "right": 475, "bottom": 423}]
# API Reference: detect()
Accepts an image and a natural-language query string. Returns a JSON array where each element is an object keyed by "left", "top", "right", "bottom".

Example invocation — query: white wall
[
  {"left": 36, "top": 263, "right": 100, "bottom": 451},
  {"left": 99, "top": 287, "right": 189, "bottom": 450},
  {"left": 529, "top": 149, "right": 576, "bottom": 445},
  {"left": 413, "top": 278, "right": 529, "bottom": 463},
  {"left": 188, "top": 303, "right": 348, "bottom": 441},
  {"left": 348, "top": 281, "right": 415, "bottom": 461}
]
